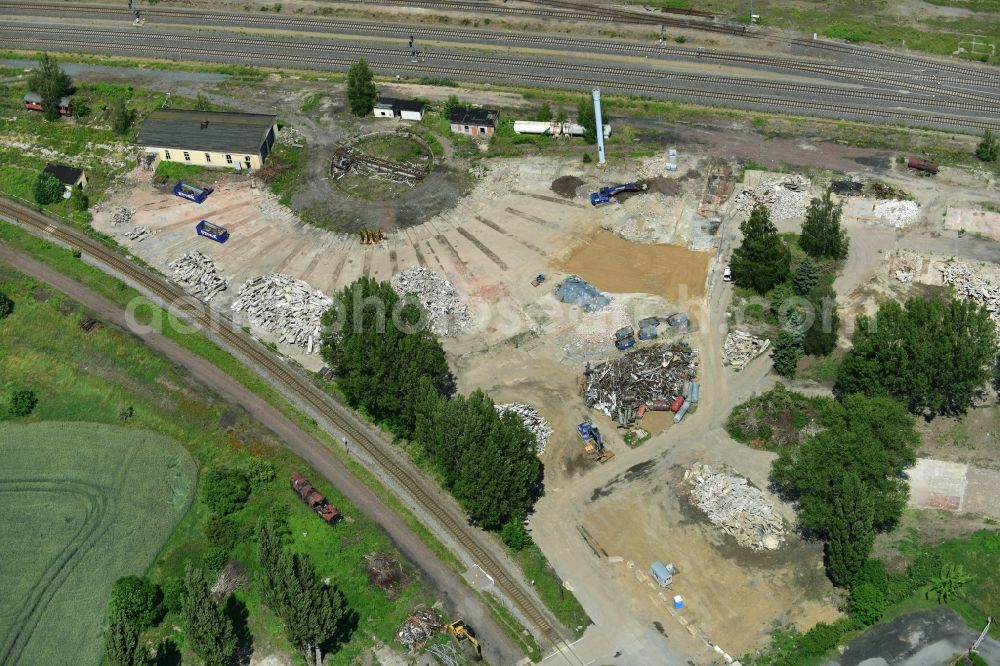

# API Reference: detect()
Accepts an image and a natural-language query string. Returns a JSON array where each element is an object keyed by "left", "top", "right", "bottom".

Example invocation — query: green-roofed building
[{"left": 136, "top": 109, "right": 278, "bottom": 170}]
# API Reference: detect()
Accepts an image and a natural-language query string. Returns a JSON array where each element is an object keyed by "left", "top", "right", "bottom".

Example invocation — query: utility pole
[{"left": 592, "top": 88, "right": 606, "bottom": 165}]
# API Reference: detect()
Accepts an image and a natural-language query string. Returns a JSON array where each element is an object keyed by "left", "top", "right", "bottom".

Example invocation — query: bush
[
  {"left": 70, "top": 187, "right": 89, "bottom": 212},
  {"left": 247, "top": 457, "right": 277, "bottom": 490},
  {"left": 582, "top": 152, "right": 592, "bottom": 163},
  {"left": 200, "top": 468, "right": 251, "bottom": 515},
  {"left": 500, "top": 519, "right": 532, "bottom": 550},
  {"left": 853, "top": 558, "right": 888, "bottom": 591},
  {"left": 161, "top": 577, "right": 184, "bottom": 615},
  {"left": 204, "top": 514, "right": 241, "bottom": 552},
  {"left": 0, "top": 290, "right": 13, "bottom": 321},
  {"left": 976, "top": 129, "right": 999, "bottom": 162},
  {"left": 849, "top": 582, "right": 886, "bottom": 626},
  {"left": 202, "top": 547, "right": 230, "bottom": 572},
  {"left": 907, "top": 550, "right": 943, "bottom": 587},
  {"left": 110, "top": 100, "right": 134, "bottom": 135},
  {"left": 109, "top": 575, "right": 163, "bottom": 630},
  {"left": 9, "top": 389, "right": 37, "bottom": 417},
  {"left": 32, "top": 172, "right": 64, "bottom": 205}
]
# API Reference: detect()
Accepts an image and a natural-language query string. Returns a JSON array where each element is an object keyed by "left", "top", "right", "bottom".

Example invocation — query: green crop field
[{"left": 0, "top": 422, "right": 196, "bottom": 666}]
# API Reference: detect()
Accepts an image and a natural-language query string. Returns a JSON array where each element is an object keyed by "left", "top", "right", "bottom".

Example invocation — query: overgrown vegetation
[{"left": 27, "top": 52, "right": 74, "bottom": 121}]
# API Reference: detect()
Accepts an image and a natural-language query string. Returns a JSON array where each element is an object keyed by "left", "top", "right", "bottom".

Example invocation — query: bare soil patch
[
  {"left": 550, "top": 175, "right": 584, "bottom": 199},
  {"left": 559, "top": 229, "right": 711, "bottom": 300}
]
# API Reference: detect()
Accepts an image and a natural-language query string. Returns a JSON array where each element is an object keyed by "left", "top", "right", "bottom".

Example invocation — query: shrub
[
  {"left": 109, "top": 575, "right": 163, "bottom": 630},
  {"left": 849, "top": 582, "right": 885, "bottom": 626},
  {"left": 32, "top": 172, "right": 64, "bottom": 205},
  {"left": 202, "top": 546, "right": 230, "bottom": 572},
  {"left": 247, "top": 457, "right": 277, "bottom": 490},
  {"left": 0, "top": 290, "right": 13, "bottom": 320},
  {"left": 976, "top": 129, "right": 999, "bottom": 162},
  {"left": 500, "top": 519, "right": 532, "bottom": 550},
  {"left": 70, "top": 187, "right": 89, "bottom": 211},
  {"left": 200, "top": 468, "right": 251, "bottom": 515},
  {"left": 853, "top": 558, "right": 888, "bottom": 591},
  {"left": 9, "top": 389, "right": 37, "bottom": 417},
  {"left": 204, "top": 514, "right": 241, "bottom": 552},
  {"left": 161, "top": 577, "right": 184, "bottom": 615},
  {"left": 582, "top": 152, "right": 593, "bottom": 163}
]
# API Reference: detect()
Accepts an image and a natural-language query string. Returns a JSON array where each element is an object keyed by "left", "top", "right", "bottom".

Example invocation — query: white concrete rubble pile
[
  {"left": 939, "top": 260, "right": 1000, "bottom": 328},
  {"left": 893, "top": 251, "right": 921, "bottom": 283},
  {"left": 732, "top": 175, "right": 810, "bottom": 220},
  {"left": 686, "top": 463, "right": 785, "bottom": 551},
  {"left": 723, "top": 330, "right": 770, "bottom": 370},
  {"left": 168, "top": 252, "right": 227, "bottom": 301},
  {"left": 495, "top": 403, "right": 552, "bottom": 455},
  {"left": 396, "top": 609, "right": 442, "bottom": 652},
  {"left": 123, "top": 226, "right": 151, "bottom": 241},
  {"left": 231, "top": 274, "right": 333, "bottom": 353},
  {"left": 873, "top": 199, "right": 920, "bottom": 228},
  {"left": 110, "top": 207, "right": 134, "bottom": 226},
  {"left": 391, "top": 267, "right": 472, "bottom": 337}
]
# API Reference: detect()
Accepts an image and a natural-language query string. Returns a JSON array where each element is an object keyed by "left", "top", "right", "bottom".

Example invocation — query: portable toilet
[
  {"left": 673, "top": 595, "right": 684, "bottom": 609},
  {"left": 650, "top": 561, "right": 676, "bottom": 588}
]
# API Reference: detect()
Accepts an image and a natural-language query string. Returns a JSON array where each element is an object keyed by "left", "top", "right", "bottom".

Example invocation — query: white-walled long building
[{"left": 136, "top": 109, "right": 278, "bottom": 170}]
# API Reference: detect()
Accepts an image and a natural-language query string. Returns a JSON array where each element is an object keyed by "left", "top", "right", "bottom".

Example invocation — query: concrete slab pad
[{"left": 907, "top": 458, "right": 968, "bottom": 512}]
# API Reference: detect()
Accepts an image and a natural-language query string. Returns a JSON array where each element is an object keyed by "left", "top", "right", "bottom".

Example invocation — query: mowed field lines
[{"left": 0, "top": 422, "right": 196, "bottom": 666}]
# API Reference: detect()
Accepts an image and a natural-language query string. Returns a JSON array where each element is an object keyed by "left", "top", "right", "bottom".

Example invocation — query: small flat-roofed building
[
  {"left": 24, "top": 92, "right": 72, "bottom": 116},
  {"left": 135, "top": 109, "right": 278, "bottom": 170},
  {"left": 449, "top": 106, "right": 499, "bottom": 138},
  {"left": 372, "top": 97, "right": 426, "bottom": 121},
  {"left": 42, "top": 163, "right": 87, "bottom": 192}
]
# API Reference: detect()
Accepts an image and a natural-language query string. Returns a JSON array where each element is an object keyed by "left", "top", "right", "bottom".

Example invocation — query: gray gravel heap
[
  {"left": 495, "top": 402, "right": 552, "bottom": 455},
  {"left": 686, "top": 463, "right": 785, "bottom": 551},
  {"left": 168, "top": 251, "right": 227, "bottom": 301},
  {"left": 391, "top": 267, "right": 472, "bottom": 337},
  {"left": 231, "top": 273, "right": 333, "bottom": 353},
  {"left": 111, "top": 207, "right": 134, "bottom": 226}
]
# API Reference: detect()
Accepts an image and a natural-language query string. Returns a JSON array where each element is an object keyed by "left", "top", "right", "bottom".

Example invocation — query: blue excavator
[{"left": 590, "top": 182, "right": 647, "bottom": 206}]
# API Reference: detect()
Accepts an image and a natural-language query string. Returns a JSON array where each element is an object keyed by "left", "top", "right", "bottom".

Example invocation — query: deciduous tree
[
  {"left": 769, "top": 394, "right": 917, "bottom": 537},
  {"left": 179, "top": 564, "right": 236, "bottom": 666},
  {"left": 576, "top": 96, "right": 597, "bottom": 144},
  {"left": 849, "top": 582, "right": 885, "bottom": 626},
  {"left": 110, "top": 100, "right": 135, "bottom": 136},
  {"left": 824, "top": 474, "right": 875, "bottom": 587},
  {"left": 836, "top": 297, "right": 997, "bottom": 416},
  {"left": 200, "top": 468, "right": 251, "bottom": 515},
  {"left": 28, "top": 53, "right": 74, "bottom": 121},
  {"left": 319, "top": 278, "right": 452, "bottom": 437},
  {"left": 274, "top": 551, "right": 345, "bottom": 661},
  {"left": 731, "top": 205, "right": 791, "bottom": 294},
  {"left": 109, "top": 575, "right": 162, "bottom": 631},
  {"left": 9, "top": 389, "right": 37, "bottom": 417},
  {"left": 346, "top": 58, "right": 377, "bottom": 117},
  {"left": 32, "top": 172, "right": 64, "bottom": 205},
  {"left": 800, "top": 191, "right": 849, "bottom": 260}
]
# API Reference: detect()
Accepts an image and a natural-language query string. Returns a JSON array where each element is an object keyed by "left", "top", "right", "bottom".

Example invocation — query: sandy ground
[{"left": 89, "top": 116, "right": 1000, "bottom": 663}]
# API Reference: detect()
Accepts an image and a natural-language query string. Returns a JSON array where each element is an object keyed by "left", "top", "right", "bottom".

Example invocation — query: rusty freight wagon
[{"left": 290, "top": 473, "right": 341, "bottom": 524}]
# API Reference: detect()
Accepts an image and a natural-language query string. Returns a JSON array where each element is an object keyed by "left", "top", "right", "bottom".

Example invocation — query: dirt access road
[{"left": 0, "top": 244, "right": 524, "bottom": 666}]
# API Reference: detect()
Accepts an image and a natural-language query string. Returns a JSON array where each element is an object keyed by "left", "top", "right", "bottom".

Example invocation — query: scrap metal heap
[
  {"left": 391, "top": 267, "right": 472, "bottom": 337},
  {"left": 495, "top": 402, "right": 552, "bottom": 455},
  {"left": 723, "top": 330, "right": 770, "bottom": 370},
  {"left": 583, "top": 343, "right": 697, "bottom": 425},
  {"left": 231, "top": 273, "right": 333, "bottom": 353},
  {"left": 686, "top": 463, "right": 785, "bottom": 551},
  {"left": 396, "top": 609, "right": 443, "bottom": 652},
  {"left": 168, "top": 251, "right": 227, "bottom": 300}
]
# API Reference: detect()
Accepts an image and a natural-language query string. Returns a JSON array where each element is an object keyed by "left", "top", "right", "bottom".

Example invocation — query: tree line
[{"left": 320, "top": 277, "right": 544, "bottom": 531}]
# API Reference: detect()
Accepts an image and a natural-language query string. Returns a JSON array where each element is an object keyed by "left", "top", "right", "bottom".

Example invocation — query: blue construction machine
[
  {"left": 578, "top": 419, "right": 614, "bottom": 463},
  {"left": 590, "top": 182, "right": 647, "bottom": 206}
]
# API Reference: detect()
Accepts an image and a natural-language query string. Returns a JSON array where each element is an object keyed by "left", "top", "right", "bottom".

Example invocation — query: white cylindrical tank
[{"left": 513, "top": 120, "right": 556, "bottom": 135}]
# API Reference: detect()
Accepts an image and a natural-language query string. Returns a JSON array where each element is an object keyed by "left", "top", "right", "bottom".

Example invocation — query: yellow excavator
[{"left": 447, "top": 619, "right": 482, "bottom": 661}]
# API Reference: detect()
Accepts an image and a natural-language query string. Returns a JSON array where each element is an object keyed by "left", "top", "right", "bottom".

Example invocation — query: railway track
[
  {"left": 3, "top": 23, "right": 998, "bottom": 133},
  {"left": 4, "top": 2, "right": 999, "bottom": 103},
  {"left": 0, "top": 196, "right": 581, "bottom": 663}
]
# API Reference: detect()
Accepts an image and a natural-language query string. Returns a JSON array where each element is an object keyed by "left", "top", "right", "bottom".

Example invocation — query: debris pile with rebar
[
  {"left": 231, "top": 274, "right": 333, "bottom": 353},
  {"left": 391, "top": 267, "right": 472, "bottom": 337},
  {"left": 723, "top": 330, "right": 770, "bottom": 370},
  {"left": 396, "top": 609, "right": 443, "bottom": 652},
  {"left": 686, "top": 463, "right": 785, "bottom": 551},
  {"left": 732, "top": 174, "right": 810, "bottom": 220},
  {"left": 496, "top": 403, "right": 552, "bottom": 454},
  {"left": 123, "top": 226, "right": 151, "bottom": 241},
  {"left": 168, "top": 251, "right": 227, "bottom": 300},
  {"left": 111, "top": 207, "right": 134, "bottom": 226},
  {"left": 583, "top": 343, "right": 697, "bottom": 425}
]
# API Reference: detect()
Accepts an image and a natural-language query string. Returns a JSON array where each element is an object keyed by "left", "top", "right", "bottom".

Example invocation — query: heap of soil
[{"left": 551, "top": 175, "right": 584, "bottom": 199}]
